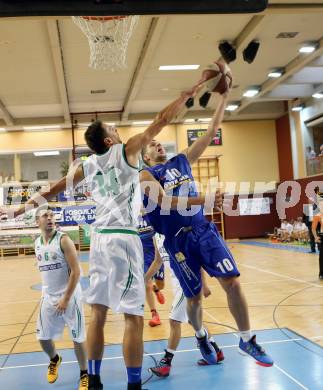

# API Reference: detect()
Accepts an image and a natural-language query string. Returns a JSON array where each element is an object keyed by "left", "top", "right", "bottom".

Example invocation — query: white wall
[
  {"left": 0, "top": 156, "right": 14, "bottom": 180},
  {"left": 20, "top": 152, "right": 69, "bottom": 182}
]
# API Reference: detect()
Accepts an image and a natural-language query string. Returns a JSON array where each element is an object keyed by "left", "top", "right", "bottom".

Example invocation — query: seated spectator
[
  {"left": 319, "top": 144, "right": 323, "bottom": 157},
  {"left": 292, "top": 217, "right": 309, "bottom": 242},
  {"left": 275, "top": 219, "right": 293, "bottom": 242}
]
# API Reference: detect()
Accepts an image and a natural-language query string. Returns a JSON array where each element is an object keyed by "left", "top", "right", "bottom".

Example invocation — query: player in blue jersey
[
  {"left": 137, "top": 213, "right": 165, "bottom": 327},
  {"left": 140, "top": 93, "right": 274, "bottom": 368}
]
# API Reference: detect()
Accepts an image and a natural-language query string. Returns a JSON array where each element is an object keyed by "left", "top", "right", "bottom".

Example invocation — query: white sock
[
  {"left": 195, "top": 328, "right": 206, "bottom": 338},
  {"left": 166, "top": 348, "right": 175, "bottom": 355},
  {"left": 209, "top": 336, "right": 215, "bottom": 343},
  {"left": 240, "top": 330, "right": 252, "bottom": 342}
]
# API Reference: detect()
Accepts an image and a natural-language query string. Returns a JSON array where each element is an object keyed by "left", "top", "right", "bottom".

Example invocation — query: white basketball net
[{"left": 72, "top": 15, "right": 139, "bottom": 71}]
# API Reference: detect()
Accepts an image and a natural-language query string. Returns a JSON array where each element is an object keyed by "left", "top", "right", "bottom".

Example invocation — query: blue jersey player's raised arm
[{"left": 140, "top": 92, "right": 274, "bottom": 369}]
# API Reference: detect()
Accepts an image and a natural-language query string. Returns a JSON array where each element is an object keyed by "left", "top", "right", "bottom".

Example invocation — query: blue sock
[
  {"left": 88, "top": 360, "right": 102, "bottom": 375},
  {"left": 126, "top": 367, "right": 142, "bottom": 384}
]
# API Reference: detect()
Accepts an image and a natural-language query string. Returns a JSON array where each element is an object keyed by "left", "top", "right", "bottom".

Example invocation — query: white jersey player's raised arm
[{"left": 0, "top": 85, "right": 201, "bottom": 220}]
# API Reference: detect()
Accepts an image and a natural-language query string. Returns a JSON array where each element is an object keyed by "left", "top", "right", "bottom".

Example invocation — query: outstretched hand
[{"left": 181, "top": 83, "right": 204, "bottom": 99}]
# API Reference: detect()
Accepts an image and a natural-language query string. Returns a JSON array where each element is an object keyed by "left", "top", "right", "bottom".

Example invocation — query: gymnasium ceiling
[{"left": 1, "top": 1, "right": 323, "bottom": 129}]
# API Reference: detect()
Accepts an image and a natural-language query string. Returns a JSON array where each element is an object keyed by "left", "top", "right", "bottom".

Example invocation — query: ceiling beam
[
  {"left": 0, "top": 98, "right": 14, "bottom": 126},
  {"left": 234, "top": 15, "right": 266, "bottom": 53},
  {"left": 46, "top": 19, "right": 70, "bottom": 123},
  {"left": 235, "top": 35, "right": 323, "bottom": 114},
  {"left": 121, "top": 16, "right": 168, "bottom": 121}
]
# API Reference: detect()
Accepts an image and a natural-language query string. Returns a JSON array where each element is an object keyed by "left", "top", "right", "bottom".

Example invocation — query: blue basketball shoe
[
  {"left": 239, "top": 335, "right": 273, "bottom": 367},
  {"left": 196, "top": 329, "right": 218, "bottom": 365}
]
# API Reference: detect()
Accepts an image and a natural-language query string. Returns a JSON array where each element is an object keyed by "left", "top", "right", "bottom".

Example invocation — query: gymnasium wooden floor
[{"left": 0, "top": 239, "right": 322, "bottom": 358}]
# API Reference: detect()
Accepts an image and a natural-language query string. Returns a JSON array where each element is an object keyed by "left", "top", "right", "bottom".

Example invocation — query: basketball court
[{"left": 1, "top": 1, "right": 323, "bottom": 389}]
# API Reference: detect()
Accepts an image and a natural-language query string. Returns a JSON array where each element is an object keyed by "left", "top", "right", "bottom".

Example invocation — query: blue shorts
[
  {"left": 141, "top": 236, "right": 165, "bottom": 281},
  {"left": 163, "top": 222, "right": 240, "bottom": 298}
]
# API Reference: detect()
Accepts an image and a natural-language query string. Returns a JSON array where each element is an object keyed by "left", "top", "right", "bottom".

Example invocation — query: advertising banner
[{"left": 53, "top": 205, "right": 96, "bottom": 225}]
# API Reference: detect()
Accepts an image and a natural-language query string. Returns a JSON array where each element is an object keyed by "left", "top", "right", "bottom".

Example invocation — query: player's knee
[
  {"left": 221, "top": 277, "right": 241, "bottom": 295},
  {"left": 124, "top": 313, "right": 144, "bottom": 330},
  {"left": 90, "top": 305, "right": 107, "bottom": 327},
  {"left": 169, "top": 319, "right": 181, "bottom": 329},
  {"left": 187, "top": 293, "right": 202, "bottom": 306},
  {"left": 73, "top": 340, "right": 86, "bottom": 349}
]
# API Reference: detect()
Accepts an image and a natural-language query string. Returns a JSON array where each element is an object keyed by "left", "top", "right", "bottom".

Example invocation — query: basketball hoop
[{"left": 72, "top": 15, "right": 139, "bottom": 71}]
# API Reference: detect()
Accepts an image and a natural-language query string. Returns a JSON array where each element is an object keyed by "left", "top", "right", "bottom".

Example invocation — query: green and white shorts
[
  {"left": 36, "top": 285, "right": 85, "bottom": 343},
  {"left": 86, "top": 228, "right": 145, "bottom": 317}
]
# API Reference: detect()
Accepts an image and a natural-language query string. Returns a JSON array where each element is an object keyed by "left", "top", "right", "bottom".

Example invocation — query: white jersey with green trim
[
  {"left": 35, "top": 231, "right": 78, "bottom": 296},
  {"left": 83, "top": 143, "right": 141, "bottom": 230}
]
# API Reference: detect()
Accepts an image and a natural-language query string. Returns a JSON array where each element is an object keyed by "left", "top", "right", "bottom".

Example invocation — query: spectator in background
[
  {"left": 292, "top": 217, "right": 308, "bottom": 242},
  {"left": 306, "top": 146, "right": 317, "bottom": 175},
  {"left": 306, "top": 146, "right": 316, "bottom": 159},
  {"left": 303, "top": 186, "right": 321, "bottom": 253},
  {"left": 276, "top": 219, "right": 293, "bottom": 242},
  {"left": 319, "top": 144, "right": 323, "bottom": 156},
  {"left": 303, "top": 208, "right": 316, "bottom": 253},
  {"left": 310, "top": 186, "right": 321, "bottom": 221},
  {"left": 311, "top": 203, "right": 323, "bottom": 280}
]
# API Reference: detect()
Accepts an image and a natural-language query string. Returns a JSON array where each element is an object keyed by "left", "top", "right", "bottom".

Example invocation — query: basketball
[{"left": 202, "top": 62, "right": 233, "bottom": 95}]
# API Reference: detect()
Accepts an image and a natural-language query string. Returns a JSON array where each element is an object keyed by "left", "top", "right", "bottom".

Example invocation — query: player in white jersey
[
  {"left": 35, "top": 207, "right": 88, "bottom": 390},
  {"left": 146, "top": 234, "right": 224, "bottom": 377},
  {"left": 1, "top": 83, "right": 203, "bottom": 390}
]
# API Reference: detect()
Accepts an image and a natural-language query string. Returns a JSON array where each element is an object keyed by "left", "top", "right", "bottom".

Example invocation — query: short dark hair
[
  {"left": 35, "top": 205, "right": 54, "bottom": 218},
  {"left": 84, "top": 120, "right": 109, "bottom": 155}
]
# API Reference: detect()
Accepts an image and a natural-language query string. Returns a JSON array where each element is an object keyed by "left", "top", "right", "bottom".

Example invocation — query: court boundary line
[
  {"left": 238, "top": 262, "right": 323, "bottom": 289},
  {"left": 0, "top": 337, "right": 306, "bottom": 371},
  {"left": 273, "top": 364, "right": 309, "bottom": 390},
  {"left": 204, "top": 310, "right": 317, "bottom": 389},
  {"left": 285, "top": 327, "right": 323, "bottom": 351}
]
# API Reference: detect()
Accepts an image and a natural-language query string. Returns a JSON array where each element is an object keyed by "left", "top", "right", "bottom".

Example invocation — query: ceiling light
[
  {"left": 132, "top": 120, "right": 153, "bottom": 126},
  {"left": 0, "top": 127, "right": 6, "bottom": 132},
  {"left": 23, "top": 125, "right": 61, "bottom": 131},
  {"left": 184, "top": 119, "right": 196, "bottom": 123},
  {"left": 243, "top": 87, "right": 260, "bottom": 98},
  {"left": 105, "top": 122, "right": 116, "bottom": 126},
  {"left": 299, "top": 43, "right": 317, "bottom": 53},
  {"left": 268, "top": 68, "right": 284, "bottom": 78},
  {"left": 292, "top": 104, "right": 305, "bottom": 112},
  {"left": 225, "top": 103, "right": 239, "bottom": 111},
  {"left": 199, "top": 118, "right": 212, "bottom": 123},
  {"left": 33, "top": 151, "right": 60, "bottom": 157},
  {"left": 159, "top": 65, "right": 200, "bottom": 71},
  {"left": 312, "top": 92, "right": 323, "bottom": 99},
  {"left": 78, "top": 122, "right": 92, "bottom": 127}
]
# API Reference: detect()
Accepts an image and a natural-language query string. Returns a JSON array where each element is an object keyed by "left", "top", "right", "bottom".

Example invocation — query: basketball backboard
[{"left": 0, "top": 1, "right": 268, "bottom": 17}]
